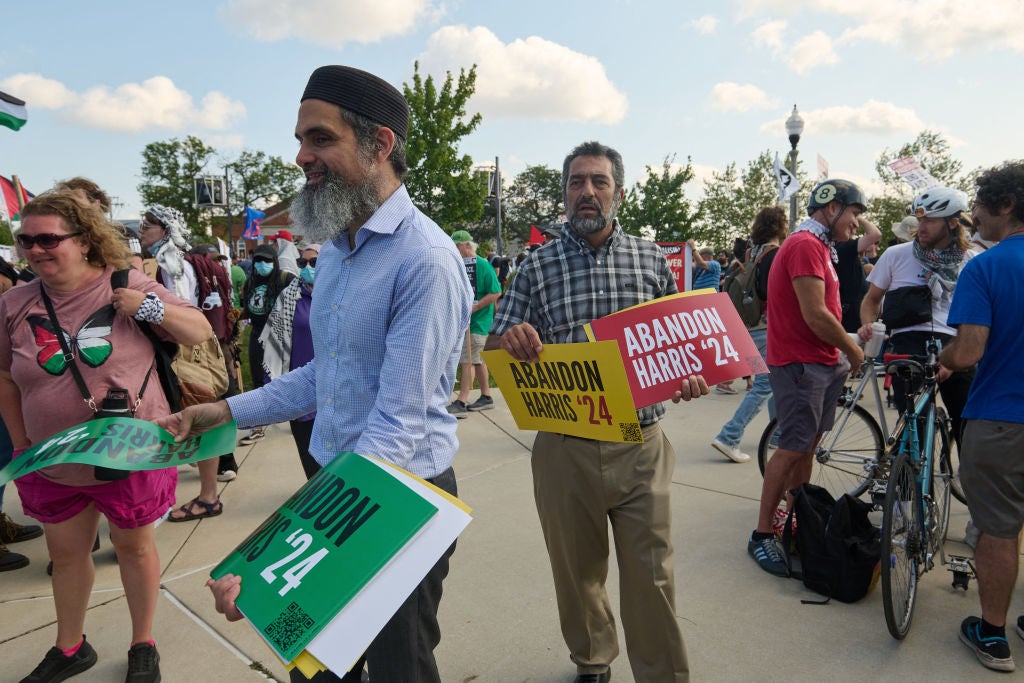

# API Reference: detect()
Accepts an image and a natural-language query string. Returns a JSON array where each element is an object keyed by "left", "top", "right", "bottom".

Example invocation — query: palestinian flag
[
  {"left": 0, "top": 176, "right": 33, "bottom": 223},
  {"left": 0, "top": 91, "right": 27, "bottom": 132}
]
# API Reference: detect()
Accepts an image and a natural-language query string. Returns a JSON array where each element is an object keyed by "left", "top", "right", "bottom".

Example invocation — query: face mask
[
  {"left": 254, "top": 261, "right": 274, "bottom": 276},
  {"left": 300, "top": 265, "right": 315, "bottom": 285},
  {"left": 147, "top": 237, "right": 168, "bottom": 256}
]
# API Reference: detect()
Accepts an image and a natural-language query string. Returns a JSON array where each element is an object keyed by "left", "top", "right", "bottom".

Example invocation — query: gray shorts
[
  {"left": 960, "top": 419, "right": 1024, "bottom": 539},
  {"left": 460, "top": 333, "right": 487, "bottom": 365},
  {"left": 768, "top": 362, "right": 849, "bottom": 453}
]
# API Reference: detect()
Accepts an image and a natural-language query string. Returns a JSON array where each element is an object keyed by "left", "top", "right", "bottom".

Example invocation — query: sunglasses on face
[
  {"left": 16, "top": 231, "right": 84, "bottom": 250},
  {"left": 253, "top": 256, "right": 274, "bottom": 264},
  {"left": 297, "top": 257, "right": 317, "bottom": 268}
]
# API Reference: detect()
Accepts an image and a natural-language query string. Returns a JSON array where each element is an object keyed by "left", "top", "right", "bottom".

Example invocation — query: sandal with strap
[{"left": 167, "top": 497, "right": 223, "bottom": 523}]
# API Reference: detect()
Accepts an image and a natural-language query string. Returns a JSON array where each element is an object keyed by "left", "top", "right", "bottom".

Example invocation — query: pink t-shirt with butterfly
[{"left": 0, "top": 266, "right": 196, "bottom": 487}]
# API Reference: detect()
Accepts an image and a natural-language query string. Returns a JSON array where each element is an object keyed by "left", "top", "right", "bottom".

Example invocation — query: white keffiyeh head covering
[{"left": 145, "top": 204, "right": 191, "bottom": 300}]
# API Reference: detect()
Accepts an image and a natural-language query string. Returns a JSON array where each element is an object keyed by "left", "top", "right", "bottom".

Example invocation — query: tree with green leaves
[
  {"left": 697, "top": 150, "right": 785, "bottom": 248},
  {"left": 618, "top": 156, "right": 697, "bottom": 242},
  {"left": 870, "top": 130, "right": 973, "bottom": 246},
  {"left": 503, "top": 164, "right": 563, "bottom": 242},
  {"left": 138, "top": 135, "right": 217, "bottom": 235},
  {"left": 0, "top": 219, "right": 12, "bottom": 246},
  {"left": 226, "top": 150, "right": 303, "bottom": 209},
  {"left": 403, "top": 62, "right": 485, "bottom": 230}
]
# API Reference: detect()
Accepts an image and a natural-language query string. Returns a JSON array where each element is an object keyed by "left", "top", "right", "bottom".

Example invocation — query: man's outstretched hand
[{"left": 155, "top": 401, "right": 233, "bottom": 443}]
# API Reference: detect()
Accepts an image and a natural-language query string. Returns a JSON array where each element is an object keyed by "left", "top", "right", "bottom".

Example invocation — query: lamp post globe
[{"left": 784, "top": 104, "right": 804, "bottom": 232}]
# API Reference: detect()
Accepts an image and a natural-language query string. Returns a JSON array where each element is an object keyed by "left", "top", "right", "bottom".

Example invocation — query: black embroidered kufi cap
[{"left": 301, "top": 65, "right": 410, "bottom": 141}]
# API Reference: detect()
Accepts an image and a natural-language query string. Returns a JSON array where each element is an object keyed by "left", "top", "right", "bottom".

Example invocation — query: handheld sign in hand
[
  {"left": 586, "top": 291, "right": 765, "bottom": 408},
  {"left": 482, "top": 341, "right": 644, "bottom": 443}
]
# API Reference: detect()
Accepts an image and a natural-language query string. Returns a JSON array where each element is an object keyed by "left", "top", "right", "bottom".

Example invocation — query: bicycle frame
[
  {"left": 894, "top": 382, "right": 941, "bottom": 560},
  {"left": 831, "top": 358, "right": 891, "bottom": 450}
]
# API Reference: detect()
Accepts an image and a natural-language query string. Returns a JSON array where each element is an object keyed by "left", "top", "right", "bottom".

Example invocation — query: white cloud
[
  {"left": 759, "top": 100, "right": 925, "bottom": 136},
  {"left": 752, "top": 20, "right": 786, "bottom": 51},
  {"left": 752, "top": 22, "right": 839, "bottom": 74},
  {"left": 739, "top": 0, "right": 1024, "bottom": 61},
  {"left": 785, "top": 30, "right": 839, "bottom": 74},
  {"left": 416, "top": 25, "right": 627, "bottom": 124},
  {"left": 708, "top": 82, "right": 778, "bottom": 112},
  {"left": 220, "top": 0, "right": 438, "bottom": 48},
  {"left": 0, "top": 73, "right": 245, "bottom": 133},
  {"left": 0, "top": 73, "right": 76, "bottom": 108},
  {"left": 689, "top": 15, "right": 718, "bottom": 34}
]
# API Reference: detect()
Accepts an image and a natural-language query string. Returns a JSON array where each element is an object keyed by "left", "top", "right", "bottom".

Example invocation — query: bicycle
[
  {"left": 757, "top": 354, "right": 967, "bottom": 506},
  {"left": 880, "top": 339, "right": 957, "bottom": 640},
  {"left": 757, "top": 357, "right": 889, "bottom": 501}
]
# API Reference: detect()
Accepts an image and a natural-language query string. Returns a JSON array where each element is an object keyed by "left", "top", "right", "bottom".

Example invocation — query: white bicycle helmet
[{"left": 911, "top": 187, "right": 969, "bottom": 218}]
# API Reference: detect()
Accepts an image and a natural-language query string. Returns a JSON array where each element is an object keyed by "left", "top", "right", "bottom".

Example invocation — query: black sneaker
[
  {"left": 0, "top": 511, "right": 43, "bottom": 544},
  {"left": 960, "top": 616, "right": 1015, "bottom": 672},
  {"left": 467, "top": 395, "right": 494, "bottom": 411},
  {"left": 216, "top": 454, "right": 239, "bottom": 482},
  {"left": 747, "top": 534, "right": 789, "bottom": 577},
  {"left": 1016, "top": 615, "right": 1024, "bottom": 641},
  {"left": 0, "top": 542, "right": 29, "bottom": 572},
  {"left": 125, "top": 643, "right": 160, "bottom": 683},
  {"left": 20, "top": 636, "right": 98, "bottom": 682},
  {"left": 446, "top": 400, "right": 468, "bottom": 419}
]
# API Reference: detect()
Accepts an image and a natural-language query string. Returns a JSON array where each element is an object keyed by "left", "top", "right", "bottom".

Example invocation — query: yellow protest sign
[{"left": 482, "top": 341, "right": 644, "bottom": 443}]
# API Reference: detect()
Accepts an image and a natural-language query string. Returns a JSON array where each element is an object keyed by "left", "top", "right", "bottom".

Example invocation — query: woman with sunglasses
[
  {"left": 0, "top": 192, "right": 211, "bottom": 682},
  {"left": 260, "top": 244, "right": 321, "bottom": 478},
  {"left": 237, "top": 244, "right": 295, "bottom": 445}
]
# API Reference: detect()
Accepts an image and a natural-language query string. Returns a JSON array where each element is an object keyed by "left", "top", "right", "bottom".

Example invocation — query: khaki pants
[{"left": 532, "top": 423, "right": 689, "bottom": 683}]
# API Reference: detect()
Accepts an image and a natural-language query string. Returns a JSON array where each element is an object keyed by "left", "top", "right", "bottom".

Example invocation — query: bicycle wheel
[
  {"left": 882, "top": 451, "right": 922, "bottom": 640},
  {"left": 929, "top": 419, "right": 952, "bottom": 555},
  {"left": 757, "top": 403, "right": 884, "bottom": 500}
]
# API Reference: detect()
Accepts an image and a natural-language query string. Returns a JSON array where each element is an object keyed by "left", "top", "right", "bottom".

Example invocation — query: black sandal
[{"left": 167, "top": 497, "right": 223, "bottom": 523}]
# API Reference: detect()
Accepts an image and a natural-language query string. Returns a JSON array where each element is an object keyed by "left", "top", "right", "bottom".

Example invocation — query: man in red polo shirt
[{"left": 747, "top": 180, "right": 867, "bottom": 576}]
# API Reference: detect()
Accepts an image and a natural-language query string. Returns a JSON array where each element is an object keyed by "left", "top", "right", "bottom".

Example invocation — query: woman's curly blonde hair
[{"left": 20, "top": 190, "right": 130, "bottom": 271}]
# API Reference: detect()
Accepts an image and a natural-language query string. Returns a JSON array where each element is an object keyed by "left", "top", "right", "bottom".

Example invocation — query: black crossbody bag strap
[
  {"left": 111, "top": 270, "right": 181, "bottom": 412},
  {"left": 40, "top": 280, "right": 153, "bottom": 414}
]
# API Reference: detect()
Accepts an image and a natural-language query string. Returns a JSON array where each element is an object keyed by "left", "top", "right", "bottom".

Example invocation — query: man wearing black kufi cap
[{"left": 162, "top": 66, "right": 472, "bottom": 683}]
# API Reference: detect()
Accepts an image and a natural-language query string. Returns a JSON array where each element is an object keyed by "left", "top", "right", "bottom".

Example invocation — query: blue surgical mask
[
  {"left": 300, "top": 265, "right": 315, "bottom": 285},
  {"left": 254, "top": 261, "right": 274, "bottom": 276},
  {"left": 147, "top": 237, "right": 168, "bottom": 256}
]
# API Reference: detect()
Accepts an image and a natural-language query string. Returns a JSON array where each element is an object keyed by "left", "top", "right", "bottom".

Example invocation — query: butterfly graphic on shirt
[{"left": 28, "top": 306, "right": 115, "bottom": 375}]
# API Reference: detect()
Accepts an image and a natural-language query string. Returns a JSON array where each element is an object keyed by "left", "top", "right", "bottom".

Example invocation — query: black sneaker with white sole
[
  {"left": 960, "top": 616, "right": 1015, "bottom": 672},
  {"left": 467, "top": 395, "right": 494, "bottom": 411}
]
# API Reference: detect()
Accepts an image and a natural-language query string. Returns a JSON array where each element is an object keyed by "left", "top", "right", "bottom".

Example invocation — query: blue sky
[{"left": 2, "top": 0, "right": 1022, "bottom": 223}]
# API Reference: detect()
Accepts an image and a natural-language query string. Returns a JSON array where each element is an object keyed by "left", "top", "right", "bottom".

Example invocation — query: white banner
[
  {"left": 774, "top": 152, "right": 799, "bottom": 202},
  {"left": 887, "top": 156, "right": 940, "bottom": 191},
  {"left": 817, "top": 154, "right": 829, "bottom": 181}
]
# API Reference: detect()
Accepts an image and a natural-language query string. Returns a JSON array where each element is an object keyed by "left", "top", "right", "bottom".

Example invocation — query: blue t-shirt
[
  {"left": 693, "top": 259, "right": 722, "bottom": 291},
  {"left": 947, "top": 235, "right": 1024, "bottom": 423}
]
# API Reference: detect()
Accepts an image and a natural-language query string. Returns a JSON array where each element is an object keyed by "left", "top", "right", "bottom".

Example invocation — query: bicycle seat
[{"left": 885, "top": 359, "right": 925, "bottom": 384}]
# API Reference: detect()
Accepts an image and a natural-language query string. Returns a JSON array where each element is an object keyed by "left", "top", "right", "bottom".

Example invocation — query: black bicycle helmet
[{"left": 806, "top": 179, "right": 867, "bottom": 215}]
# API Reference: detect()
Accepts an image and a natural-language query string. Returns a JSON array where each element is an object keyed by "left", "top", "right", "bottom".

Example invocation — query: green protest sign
[
  {"left": 211, "top": 452, "right": 439, "bottom": 664},
  {"left": 0, "top": 418, "right": 238, "bottom": 487}
]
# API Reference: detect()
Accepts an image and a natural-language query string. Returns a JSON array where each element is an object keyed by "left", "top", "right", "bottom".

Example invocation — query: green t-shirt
[
  {"left": 231, "top": 264, "right": 246, "bottom": 308},
  {"left": 468, "top": 255, "right": 501, "bottom": 335}
]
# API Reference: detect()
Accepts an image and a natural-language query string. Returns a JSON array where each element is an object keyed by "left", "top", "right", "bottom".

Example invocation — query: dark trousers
[
  {"left": 289, "top": 419, "right": 319, "bottom": 481},
  {"left": 889, "top": 331, "right": 975, "bottom": 449},
  {"left": 288, "top": 466, "right": 458, "bottom": 683}
]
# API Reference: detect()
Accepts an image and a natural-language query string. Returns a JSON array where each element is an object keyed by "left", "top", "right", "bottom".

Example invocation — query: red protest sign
[
  {"left": 587, "top": 292, "right": 766, "bottom": 409},
  {"left": 658, "top": 242, "right": 690, "bottom": 292}
]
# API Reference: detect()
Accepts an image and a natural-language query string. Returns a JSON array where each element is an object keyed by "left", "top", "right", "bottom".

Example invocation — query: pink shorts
[{"left": 15, "top": 468, "right": 177, "bottom": 529}]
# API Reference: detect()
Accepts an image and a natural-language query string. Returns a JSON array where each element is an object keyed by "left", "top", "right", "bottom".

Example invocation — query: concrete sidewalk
[{"left": 0, "top": 387, "right": 1007, "bottom": 682}]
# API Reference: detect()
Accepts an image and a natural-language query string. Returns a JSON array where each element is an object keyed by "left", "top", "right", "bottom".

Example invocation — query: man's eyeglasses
[
  {"left": 253, "top": 256, "right": 274, "bottom": 264},
  {"left": 297, "top": 257, "right": 317, "bottom": 268},
  {"left": 16, "top": 232, "right": 84, "bottom": 250}
]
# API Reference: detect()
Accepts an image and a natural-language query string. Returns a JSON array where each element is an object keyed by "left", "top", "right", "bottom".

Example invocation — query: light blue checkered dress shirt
[{"left": 227, "top": 185, "right": 472, "bottom": 478}]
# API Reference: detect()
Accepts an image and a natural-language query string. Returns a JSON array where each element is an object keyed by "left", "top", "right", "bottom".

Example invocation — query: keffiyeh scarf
[{"left": 792, "top": 217, "right": 839, "bottom": 264}]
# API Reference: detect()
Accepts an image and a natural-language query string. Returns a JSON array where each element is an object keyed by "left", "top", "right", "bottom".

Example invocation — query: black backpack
[
  {"left": 722, "top": 245, "right": 777, "bottom": 328},
  {"left": 782, "top": 483, "right": 881, "bottom": 604}
]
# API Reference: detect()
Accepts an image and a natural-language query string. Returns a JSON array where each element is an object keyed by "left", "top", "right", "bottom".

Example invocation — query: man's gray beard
[
  {"left": 290, "top": 171, "right": 381, "bottom": 243},
  {"left": 567, "top": 199, "right": 619, "bottom": 237}
]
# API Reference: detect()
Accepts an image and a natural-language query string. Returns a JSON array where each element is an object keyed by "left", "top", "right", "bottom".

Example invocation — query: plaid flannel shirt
[{"left": 491, "top": 222, "right": 677, "bottom": 426}]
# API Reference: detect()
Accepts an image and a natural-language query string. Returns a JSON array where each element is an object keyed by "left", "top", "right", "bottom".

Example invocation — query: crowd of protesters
[{"left": 1, "top": 62, "right": 1023, "bottom": 683}]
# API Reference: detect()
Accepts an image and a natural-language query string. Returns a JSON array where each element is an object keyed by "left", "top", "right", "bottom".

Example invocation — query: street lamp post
[{"left": 785, "top": 104, "right": 805, "bottom": 233}]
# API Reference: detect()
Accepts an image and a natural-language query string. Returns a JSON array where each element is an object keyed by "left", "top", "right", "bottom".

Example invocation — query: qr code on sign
[
  {"left": 265, "top": 601, "right": 315, "bottom": 653},
  {"left": 619, "top": 422, "right": 643, "bottom": 443}
]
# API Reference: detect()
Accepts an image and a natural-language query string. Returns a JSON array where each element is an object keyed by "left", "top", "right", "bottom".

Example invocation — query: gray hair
[
  {"left": 561, "top": 141, "right": 625, "bottom": 192},
  {"left": 338, "top": 107, "right": 408, "bottom": 180}
]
